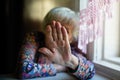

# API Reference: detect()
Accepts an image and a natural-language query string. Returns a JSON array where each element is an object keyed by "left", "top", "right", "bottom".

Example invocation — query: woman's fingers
[
  {"left": 38, "top": 48, "right": 53, "bottom": 57},
  {"left": 45, "top": 25, "right": 53, "bottom": 42},
  {"left": 56, "top": 22, "right": 63, "bottom": 41},
  {"left": 51, "top": 21, "right": 63, "bottom": 41},
  {"left": 51, "top": 21, "right": 58, "bottom": 41},
  {"left": 45, "top": 21, "right": 69, "bottom": 43},
  {"left": 61, "top": 26, "right": 69, "bottom": 43}
]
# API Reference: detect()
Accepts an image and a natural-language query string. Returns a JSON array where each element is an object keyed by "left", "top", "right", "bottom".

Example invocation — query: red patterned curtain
[{"left": 78, "top": 0, "right": 120, "bottom": 54}]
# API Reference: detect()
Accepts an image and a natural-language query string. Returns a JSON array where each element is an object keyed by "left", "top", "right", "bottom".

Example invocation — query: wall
[
  {"left": 1, "top": 0, "right": 24, "bottom": 74},
  {"left": 80, "top": 0, "right": 88, "bottom": 10},
  {"left": 23, "top": 0, "right": 79, "bottom": 32}
]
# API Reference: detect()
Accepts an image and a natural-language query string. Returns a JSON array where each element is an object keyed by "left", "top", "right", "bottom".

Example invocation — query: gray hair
[{"left": 42, "top": 7, "right": 79, "bottom": 42}]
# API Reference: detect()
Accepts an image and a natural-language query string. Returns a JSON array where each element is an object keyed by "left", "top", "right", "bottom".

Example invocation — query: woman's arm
[
  {"left": 68, "top": 50, "right": 95, "bottom": 80},
  {"left": 16, "top": 32, "right": 57, "bottom": 79},
  {"left": 39, "top": 21, "right": 95, "bottom": 80}
]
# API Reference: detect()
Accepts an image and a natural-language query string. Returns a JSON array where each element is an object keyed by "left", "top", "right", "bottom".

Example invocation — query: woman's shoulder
[
  {"left": 24, "top": 31, "right": 45, "bottom": 39},
  {"left": 23, "top": 31, "right": 45, "bottom": 43},
  {"left": 25, "top": 31, "right": 44, "bottom": 36}
]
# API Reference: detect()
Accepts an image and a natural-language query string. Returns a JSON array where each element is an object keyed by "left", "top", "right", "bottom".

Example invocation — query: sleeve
[
  {"left": 69, "top": 49, "right": 95, "bottom": 80},
  {"left": 16, "top": 32, "right": 57, "bottom": 79}
]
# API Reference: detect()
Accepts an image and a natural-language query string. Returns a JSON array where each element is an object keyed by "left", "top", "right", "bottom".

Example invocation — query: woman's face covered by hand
[{"left": 39, "top": 21, "right": 73, "bottom": 66}]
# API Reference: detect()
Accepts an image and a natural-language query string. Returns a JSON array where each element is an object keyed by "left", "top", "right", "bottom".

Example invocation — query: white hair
[{"left": 42, "top": 7, "right": 79, "bottom": 42}]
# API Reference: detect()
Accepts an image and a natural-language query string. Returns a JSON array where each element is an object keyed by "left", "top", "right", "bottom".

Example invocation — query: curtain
[{"left": 78, "top": 0, "right": 120, "bottom": 54}]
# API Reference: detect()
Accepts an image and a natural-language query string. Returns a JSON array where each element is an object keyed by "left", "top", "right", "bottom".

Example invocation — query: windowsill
[
  {"left": 94, "top": 60, "right": 120, "bottom": 71},
  {"left": 104, "top": 57, "right": 120, "bottom": 65},
  {"left": 93, "top": 60, "right": 120, "bottom": 80}
]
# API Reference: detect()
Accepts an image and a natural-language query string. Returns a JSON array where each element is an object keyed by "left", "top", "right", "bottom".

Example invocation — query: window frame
[
  {"left": 87, "top": 2, "right": 120, "bottom": 80},
  {"left": 87, "top": 38, "right": 120, "bottom": 80}
]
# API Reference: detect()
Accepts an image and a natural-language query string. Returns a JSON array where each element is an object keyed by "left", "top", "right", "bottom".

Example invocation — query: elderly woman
[{"left": 16, "top": 7, "right": 95, "bottom": 80}]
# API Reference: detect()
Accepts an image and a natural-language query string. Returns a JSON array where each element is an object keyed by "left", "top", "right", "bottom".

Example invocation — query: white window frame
[{"left": 87, "top": 2, "right": 120, "bottom": 80}]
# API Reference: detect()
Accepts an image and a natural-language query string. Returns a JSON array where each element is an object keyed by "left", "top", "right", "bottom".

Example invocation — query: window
[{"left": 88, "top": 2, "right": 120, "bottom": 80}]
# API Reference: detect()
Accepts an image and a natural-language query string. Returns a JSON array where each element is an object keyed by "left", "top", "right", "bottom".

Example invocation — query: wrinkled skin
[{"left": 39, "top": 21, "right": 78, "bottom": 70}]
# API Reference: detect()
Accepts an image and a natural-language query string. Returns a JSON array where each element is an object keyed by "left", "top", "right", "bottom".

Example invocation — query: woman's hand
[
  {"left": 53, "top": 64, "right": 68, "bottom": 72},
  {"left": 39, "top": 21, "right": 78, "bottom": 69}
]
